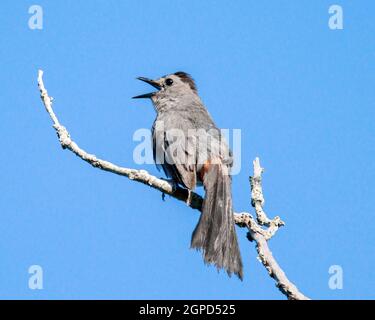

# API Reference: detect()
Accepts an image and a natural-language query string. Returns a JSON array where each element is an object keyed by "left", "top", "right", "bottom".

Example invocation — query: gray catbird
[{"left": 133, "top": 72, "right": 243, "bottom": 279}]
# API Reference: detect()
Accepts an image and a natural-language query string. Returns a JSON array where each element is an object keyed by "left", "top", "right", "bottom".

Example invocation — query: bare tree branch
[{"left": 37, "top": 69, "right": 310, "bottom": 300}]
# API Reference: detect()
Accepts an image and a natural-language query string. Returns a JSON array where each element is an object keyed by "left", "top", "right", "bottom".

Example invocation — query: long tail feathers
[{"left": 191, "top": 163, "right": 243, "bottom": 280}]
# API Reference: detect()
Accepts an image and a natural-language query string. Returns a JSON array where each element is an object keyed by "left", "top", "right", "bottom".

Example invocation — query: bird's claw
[
  {"left": 160, "top": 178, "right": 177, "bottom": 201},
  {"left": 161, "top": 178, "right": 177, "bottom": 191}
]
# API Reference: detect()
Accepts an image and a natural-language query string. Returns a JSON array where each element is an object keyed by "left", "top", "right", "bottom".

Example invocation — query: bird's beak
[{"left": 132, "top": 77, "right": 162, "bottom": 99}]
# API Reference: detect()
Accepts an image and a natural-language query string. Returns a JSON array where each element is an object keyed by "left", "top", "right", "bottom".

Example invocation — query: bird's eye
[{"left": 165, "top": 78, "right": 173, "bottom": 86}]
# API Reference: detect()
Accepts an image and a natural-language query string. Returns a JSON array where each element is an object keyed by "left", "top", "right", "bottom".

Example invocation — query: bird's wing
[{"left": 152, "top": 122, "right": 197, "bottom": 190}]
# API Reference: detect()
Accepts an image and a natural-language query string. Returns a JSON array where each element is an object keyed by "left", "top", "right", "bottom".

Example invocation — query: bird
[{"left": 133, "top": 71, "right": 243, "bottom": 279}]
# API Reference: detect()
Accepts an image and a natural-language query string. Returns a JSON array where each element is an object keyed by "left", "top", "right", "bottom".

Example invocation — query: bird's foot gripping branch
[{"left": 37, "top": 69, "right": 309, "bottom": 300}]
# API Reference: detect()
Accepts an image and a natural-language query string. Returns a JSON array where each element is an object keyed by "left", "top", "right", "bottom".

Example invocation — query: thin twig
[{"left": 250, "top": 157, "right": 285, "bottom": 229}]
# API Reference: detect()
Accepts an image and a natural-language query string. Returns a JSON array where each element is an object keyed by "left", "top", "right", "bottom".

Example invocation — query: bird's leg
[
  {"left": 160, "top": 177, "right": 178, "bottom": 191},
  {"left": 160, "top": 177, "right": 178, "bottom": 201},
  {"left": 186, "top": 189, "right": 192, "bottom": 206}
]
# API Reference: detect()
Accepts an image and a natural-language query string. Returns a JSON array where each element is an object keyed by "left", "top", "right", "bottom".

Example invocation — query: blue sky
[{"left": 0, "top": 0, "right": 374, "bottom": 299}]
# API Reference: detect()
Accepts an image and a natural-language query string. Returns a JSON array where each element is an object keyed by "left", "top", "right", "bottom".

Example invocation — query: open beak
[{"left": 132, "top": 77, "right": 162, "bottom": 99}]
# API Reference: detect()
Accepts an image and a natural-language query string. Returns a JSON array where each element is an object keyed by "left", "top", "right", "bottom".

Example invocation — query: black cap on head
[{"left": 174, "top": 71, "right": 197, "bottom": 93}]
